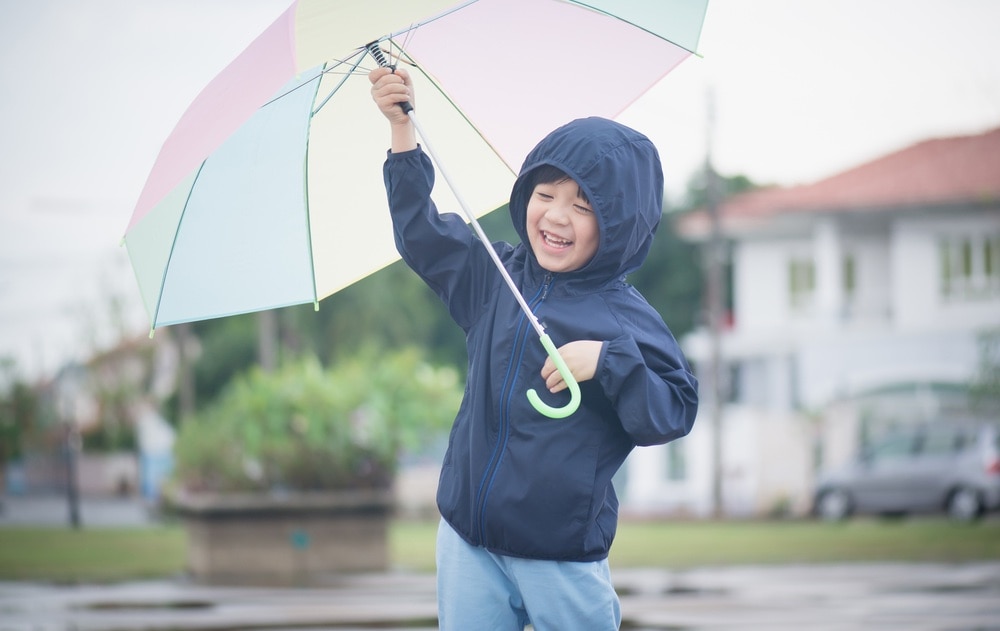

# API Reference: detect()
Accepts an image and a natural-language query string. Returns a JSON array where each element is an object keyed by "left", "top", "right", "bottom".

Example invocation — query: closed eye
[{"left": 574, "top": 204, "right": 593, "bottom": 214}]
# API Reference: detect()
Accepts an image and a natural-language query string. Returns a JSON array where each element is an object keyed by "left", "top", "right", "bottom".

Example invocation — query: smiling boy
[
  {"left": 370, "top": 67, "right": 699, "bottom": 630},
  {"left": 526, "top": 167, "right": 599, "bottom": 273}
]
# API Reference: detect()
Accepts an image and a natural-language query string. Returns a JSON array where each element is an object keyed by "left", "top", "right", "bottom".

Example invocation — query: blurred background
[{"left": 0, "top": 0, "right": 998, "bottom": 526}]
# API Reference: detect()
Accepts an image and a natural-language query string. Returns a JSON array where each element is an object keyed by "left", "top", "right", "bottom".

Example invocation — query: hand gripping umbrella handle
[
  {"left": 366, "top": 42, "right": 413, "bottom": 114},
  {"left": 526, "top": 334, "right": 581, "bottom": 419}
]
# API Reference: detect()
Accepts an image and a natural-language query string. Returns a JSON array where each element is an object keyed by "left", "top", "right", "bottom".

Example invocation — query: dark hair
[{"left": 525, "top": 164, "right": 590, "bottom": 205}]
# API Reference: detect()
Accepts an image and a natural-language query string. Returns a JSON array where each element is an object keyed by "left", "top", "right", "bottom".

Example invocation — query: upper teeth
[{"left": 544, "top": 232, "right": 570, "bottom": 246}]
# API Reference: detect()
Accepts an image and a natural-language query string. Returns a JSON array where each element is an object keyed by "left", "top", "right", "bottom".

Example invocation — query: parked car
[{"left": 813, "top": 423, "right": 1000, "bottom": 522}]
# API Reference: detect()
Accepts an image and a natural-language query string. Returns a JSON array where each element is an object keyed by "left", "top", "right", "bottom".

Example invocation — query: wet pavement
[
  {"left": 2, "top": 496, "right": 1000, "bottom": 630},
  {"left": 3, "top": 563, "right": 1000, "bottom": 630}
]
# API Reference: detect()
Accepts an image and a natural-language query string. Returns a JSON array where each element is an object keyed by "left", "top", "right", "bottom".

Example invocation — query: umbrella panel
[
  {"left": 126, "top": 68, "right": 322, "bottom": 327},
  {"left": 307, "top": 63, "right": 517, "bottom": 302}
]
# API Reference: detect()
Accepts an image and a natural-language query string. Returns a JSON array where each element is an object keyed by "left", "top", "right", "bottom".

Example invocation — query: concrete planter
[{"left": 171, "top": 488, "right": 394, "bottom": 585}]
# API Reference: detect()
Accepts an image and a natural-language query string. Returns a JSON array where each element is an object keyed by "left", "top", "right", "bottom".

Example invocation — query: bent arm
[
  {"left": 383, "top": 148, "right": 503, "bottom": 330},
  {"left": 597, "top": 305, "right": 699, "bottom": 446}
]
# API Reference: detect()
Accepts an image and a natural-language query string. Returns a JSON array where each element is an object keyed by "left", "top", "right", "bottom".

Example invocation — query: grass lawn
[
  {"left": 0, "top": 526, "right": 187, "bottom": 582},
  {"left": 608, "top": 518, "right": 1000, "bottom": 569},
  {"left": 2, "top": 518, "right": 998, "bottom": 582},
  {"left": 392, "top": 517, "right": 1000, "bottom": 572}
]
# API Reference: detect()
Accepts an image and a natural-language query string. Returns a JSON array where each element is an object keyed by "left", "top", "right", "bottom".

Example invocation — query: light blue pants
[{"left": 436, "top": 518, "right": 622, "bottom": 630}]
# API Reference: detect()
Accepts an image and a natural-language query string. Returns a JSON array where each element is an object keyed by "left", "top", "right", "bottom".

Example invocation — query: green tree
[
  {"left": 680, "top": 171, "right": 758, "bottom": 210},
  {"left": 630, "top": 212, "right": 704, "bottom": 338},
  {"left": 0, "top": 358, "right": 48, "bottom": 476},
  {"left": 631, "top": 172, "right": 760, "bottom": 338}
]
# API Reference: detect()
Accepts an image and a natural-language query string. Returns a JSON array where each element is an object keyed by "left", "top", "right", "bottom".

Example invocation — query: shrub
[{"left": 170, "top": 348, "right": 460, "bottom": 493}]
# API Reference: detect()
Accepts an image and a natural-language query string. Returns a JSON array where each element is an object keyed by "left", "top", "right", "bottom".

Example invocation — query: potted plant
[{"left": 166, "top": 347, "right": 460, "bottom": 584}]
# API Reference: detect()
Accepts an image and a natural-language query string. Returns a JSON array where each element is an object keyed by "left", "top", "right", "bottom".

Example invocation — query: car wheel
[
  {"left": 946, "top": 486, "right": 983, "bottom": 522},
  {"left": 816, "top": 488, "right": 852, "bottom": 521}
]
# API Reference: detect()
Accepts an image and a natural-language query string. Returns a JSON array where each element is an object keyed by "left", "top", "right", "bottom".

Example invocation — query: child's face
[{"left": 525, "top": 178, "right": 599, "bottom": 273}]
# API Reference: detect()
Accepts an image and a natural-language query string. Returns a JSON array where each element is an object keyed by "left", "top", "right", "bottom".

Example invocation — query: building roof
[{"left": 680, "top": 126, "right": 1000, "bottom": 238}]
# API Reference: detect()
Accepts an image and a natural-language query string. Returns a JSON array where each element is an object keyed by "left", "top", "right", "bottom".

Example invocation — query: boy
[{"left": 370, "top": 67, "right": 698, "bottom": 630}]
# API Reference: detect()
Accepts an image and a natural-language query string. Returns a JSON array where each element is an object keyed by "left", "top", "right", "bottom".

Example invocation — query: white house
[{"left": 620, "top": 126, "right": 1000, "bottom": 518}]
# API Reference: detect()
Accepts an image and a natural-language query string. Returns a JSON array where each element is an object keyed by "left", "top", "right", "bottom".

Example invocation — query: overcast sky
[{"left": 1, "top": 0, "right": 998, "bottom": 380}]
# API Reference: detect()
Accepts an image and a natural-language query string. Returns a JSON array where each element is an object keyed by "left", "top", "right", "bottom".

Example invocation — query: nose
[{"left": 545, "top": 202, "right": 571, "bottom": 225}]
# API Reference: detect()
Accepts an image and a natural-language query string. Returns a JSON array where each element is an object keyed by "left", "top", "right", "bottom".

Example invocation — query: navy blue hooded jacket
[{"left": 383, "top": 117, "right": 699, "bottom": 562}]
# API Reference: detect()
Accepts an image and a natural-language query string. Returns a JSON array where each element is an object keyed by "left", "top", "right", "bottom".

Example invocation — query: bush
[{"left": 170, "top": 348, "right": 461, "bottom": 493}]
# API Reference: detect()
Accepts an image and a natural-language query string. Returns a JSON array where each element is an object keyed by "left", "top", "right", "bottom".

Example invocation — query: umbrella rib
[
  {"left": 568, "top": 1, "right": 704, "bottom": 56},
  {"left": 256, "top": 0, "right": 482, "bottom": 114},
  {"left": 259, "top": 51, "right": 367, "bottom": 112},
  {"left": 313, "top": 53, "right": 367, "bottom": 116},
  {"left": 382, "top": 0, "right": 481, "bottom": 43},
  {"left": 302, "top": 65, "right": 326, "bottom": 310},
  {"left": 150, "top": 161, "right": 208, "bottom": 331},
  {"left": 387, "top": 44, "right": 511, "bottom": 175}
]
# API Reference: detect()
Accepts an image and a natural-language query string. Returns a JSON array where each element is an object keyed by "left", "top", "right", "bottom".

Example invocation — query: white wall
[
  {"left": 845, "top": 230, "right": 891, "bottom": 324},
  {"left": 733, "top": 238, "right": 799, "bottom": 332},
  {"left": 626, "top": 206, "right": 999, "bottom": 518}
]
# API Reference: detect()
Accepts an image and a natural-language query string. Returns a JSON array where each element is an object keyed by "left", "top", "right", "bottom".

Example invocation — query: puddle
[{"left": 79, "top": 599, "right": 213, "bottom": 610}]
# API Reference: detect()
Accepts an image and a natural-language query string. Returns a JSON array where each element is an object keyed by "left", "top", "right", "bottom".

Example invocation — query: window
[
  {"left": 842, "top": 254, "right": 856, "bottom": 301},
  {"left": 788, "top": 257, "right": 815, "bottom": 310},
  {"left": 867, "top": 433, "right": 917, "bottom": 464},
  {"left": 726, "top": 362, "right": 741, "bottom": 403},
  {"left": 919, "top": 429, "right": 962, "bottom": 456},
  {"left": 939, "top": 233, "right": 1000, "bottom": 300}
]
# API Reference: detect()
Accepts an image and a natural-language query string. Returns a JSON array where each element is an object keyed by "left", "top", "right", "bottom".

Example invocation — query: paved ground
[
  {"left": 3, "top": 563, "right": 999, "bottom": 631},
  {"left": 0, "top": 494, "right": 155, "bottom": 529},
  {"left": 2, "top": 496, "right": 1000, "bottom": 630}
]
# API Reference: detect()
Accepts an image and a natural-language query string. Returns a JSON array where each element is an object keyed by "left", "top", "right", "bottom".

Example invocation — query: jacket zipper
[{"left": 474, "top": 274, "right": 554, "bottom": 543}]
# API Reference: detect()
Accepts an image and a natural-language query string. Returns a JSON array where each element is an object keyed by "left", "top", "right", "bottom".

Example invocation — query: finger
[
  {"left": 391, "top": 66, "right": 411, "bottom": 84},
  {"left": 373, "top": 84, "right": 408, "bottom": 107},
  {"left": 378, "top": 81, "right": 410, "bottom": 102},
  {"left": 540, "top": 357, "right": 555, "bottom": 380},
  {"left": 372, "top": 79, "right": 403, "bottom": 98},
  {"left": 547, "top": 372, "right": 566, "bottom": 393},
  {"left": 367, "top": 67, "right": 392, "bottom": 85}
]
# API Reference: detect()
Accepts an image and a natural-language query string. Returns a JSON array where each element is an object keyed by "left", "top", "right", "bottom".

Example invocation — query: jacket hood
[{"left": 510, "top": 117, "right": 664, "bottom": 282}]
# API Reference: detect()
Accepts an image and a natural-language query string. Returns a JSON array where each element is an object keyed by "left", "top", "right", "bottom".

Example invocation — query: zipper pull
[{"left": 541, "top": 273, "right": 554, "bottom": 301}]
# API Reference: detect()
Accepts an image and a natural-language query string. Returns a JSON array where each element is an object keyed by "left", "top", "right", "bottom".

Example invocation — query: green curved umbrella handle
[{"left": 526, "top": 334, "right": 581, "bottom": 419}]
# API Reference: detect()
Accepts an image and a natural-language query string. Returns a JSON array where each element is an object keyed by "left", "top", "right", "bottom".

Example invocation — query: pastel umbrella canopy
[{"left": 122, "top": 0, "right": 709, "bottom": 330}]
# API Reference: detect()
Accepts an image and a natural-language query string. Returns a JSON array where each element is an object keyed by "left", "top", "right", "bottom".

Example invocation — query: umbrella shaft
[{"left": 408, "top": 111, "right": 545, "bottom": 339}]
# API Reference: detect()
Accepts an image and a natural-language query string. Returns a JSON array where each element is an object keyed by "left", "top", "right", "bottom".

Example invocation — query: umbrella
[{"left": 122, "top": 0, "right": 709, "bottom": 416}]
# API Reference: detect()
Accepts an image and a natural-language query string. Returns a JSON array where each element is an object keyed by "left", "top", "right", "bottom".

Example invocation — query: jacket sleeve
[
  {"left": 383, "top": 147, "right": 506, "bottom": 331},
  {"left": 596, "top": 295, "right": 699, "bottom": 447}
]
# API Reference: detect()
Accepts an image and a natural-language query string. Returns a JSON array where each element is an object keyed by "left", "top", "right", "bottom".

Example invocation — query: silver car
[{"left": 813, "top": 423, "right": 1000, "bottom": 521}]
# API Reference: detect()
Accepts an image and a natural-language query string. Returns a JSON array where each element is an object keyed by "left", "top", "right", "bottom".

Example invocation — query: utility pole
[
  {"left": 55, "top": 379, "right": 81, "bottom": 529},
  {"left": 258, "top": 310, "right": 278, "bottom": 373},
  {"left": 64, "top": 422, "right": 81, "bottom": 529},
  {"left": 176, "top": 323, "right": 196, "bottom": 421},
  {"left": 705, "top": 87, "right": 725, "bottom": 519}
]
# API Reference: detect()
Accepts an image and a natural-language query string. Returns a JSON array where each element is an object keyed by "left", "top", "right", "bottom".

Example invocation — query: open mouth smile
[{"left": 542, "top": 231, "right": 573, "bottom": 249}]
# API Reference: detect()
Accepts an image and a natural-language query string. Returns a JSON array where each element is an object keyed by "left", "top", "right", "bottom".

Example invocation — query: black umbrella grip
[{"left": 366, "top": 41, "right": 414, "bottom": 114}]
